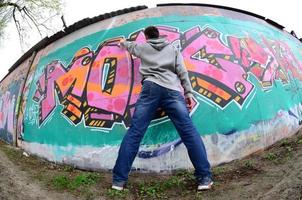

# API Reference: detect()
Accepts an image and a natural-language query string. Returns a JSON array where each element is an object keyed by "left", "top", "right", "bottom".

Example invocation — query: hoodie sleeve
[
  {"left": 175, "top": 48, "right": 194, "bottom": 98},
  {"left": 120, "top": 41, "right": 141, "bottom": 58}
]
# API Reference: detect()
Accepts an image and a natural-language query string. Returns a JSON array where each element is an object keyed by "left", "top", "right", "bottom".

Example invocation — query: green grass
[
  {"left": 175, "top": 170, "right": 195, "bottom": 180},
  {"left": 212, "top": 166, "right": 226, "bottom": 175},
  {"left": 264, "top": 153, "right": 277, "bottom": 161},
  {"left": 69, "top": 173, "right": 100, "bottom": 189},
  {"left": 52, "top": 172, "right": 101, "bottom": 190},
  {"left": 162, "top": 176, "right": 184, "bottom": 189},
  {"left": 131, "top": 173, "right": 191, "bottom": 199},
  {"left": 138, "top": 181, "right": 166, "bottom": 199},
  {"left": 243, "top": 160, "right": 254, "bottom": 168},
  {"left": 281, "top": 139, "right": 290, "bottom": 146},
  {"left": 106, "top": 188, "right": 129, "bottom": 198},
  {"left": 52, "top": 175, "right": 69, "bottom": 190}
]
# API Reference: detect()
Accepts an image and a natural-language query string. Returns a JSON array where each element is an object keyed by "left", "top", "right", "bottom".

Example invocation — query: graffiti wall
[
  {"left": 4, "top": 5, "right": 302, "bottom": 171},
  {"left": 0, "top": 57, "right": 32, "bottom": 144}
]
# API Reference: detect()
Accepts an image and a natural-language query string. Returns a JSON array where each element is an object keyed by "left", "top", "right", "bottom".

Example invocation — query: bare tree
[{"left": 0, "top": 0, "right": 63, "bottom": 48}]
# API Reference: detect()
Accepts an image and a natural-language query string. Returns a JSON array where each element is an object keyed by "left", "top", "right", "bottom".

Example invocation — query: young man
[{"left": 112, "top": 26, "right": 213, "bottom": 191}]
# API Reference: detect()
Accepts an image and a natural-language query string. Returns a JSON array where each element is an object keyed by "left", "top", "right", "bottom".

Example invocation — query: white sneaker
[
  {"left": 111, "top": 185, "right": 124, "bottom": 191},
  {"left": 197, "top": 177, "right": 214, "bottom": 191}
]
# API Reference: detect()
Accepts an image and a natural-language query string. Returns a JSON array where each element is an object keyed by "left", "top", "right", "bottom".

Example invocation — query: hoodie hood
[{"left": 147, "top": 37, "right": 170, "bottom": 51}]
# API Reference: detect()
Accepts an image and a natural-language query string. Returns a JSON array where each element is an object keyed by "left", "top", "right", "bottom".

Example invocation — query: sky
[{"left": 0, "top": 0, "right": 301, "bottom": 80}]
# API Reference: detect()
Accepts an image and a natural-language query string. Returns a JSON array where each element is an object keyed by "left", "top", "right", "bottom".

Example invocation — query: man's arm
[
  {"left": 175, "top": 49, "right": 194, "bottom": 98},
  {"left": 175, "top": 49, "right": 194, "bottom": 110},
  {"left": 119, "top": 40, "right": 141, "bottom": 58}
]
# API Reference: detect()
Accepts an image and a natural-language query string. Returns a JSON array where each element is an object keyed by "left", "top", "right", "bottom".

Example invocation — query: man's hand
[{"left": 185, "top": 97, "right": 193, "bottom": 111}]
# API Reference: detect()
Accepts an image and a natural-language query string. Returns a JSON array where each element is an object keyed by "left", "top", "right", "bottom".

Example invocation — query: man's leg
[
  {"left": 161, "top": 89, "right": 212, "bottom": 181},
  {"left": 112, "top": 81, "right": 160, "bottom": 186}
]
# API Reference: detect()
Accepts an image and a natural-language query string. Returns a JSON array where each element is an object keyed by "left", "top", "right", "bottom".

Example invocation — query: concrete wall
[
  {"left": 0, "top": 55, "right": 33, "bottom": 145},
  {"left": 2, "top": 5, "right": 302, "bottom": 172}
]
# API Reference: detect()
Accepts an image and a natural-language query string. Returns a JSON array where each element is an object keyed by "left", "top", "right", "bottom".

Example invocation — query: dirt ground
[
  {"left": 0, "top": 130, "right": 302, "bottom": 200},
  {"left": 0, "top": 145, "right": 81, "bottom": 200}
]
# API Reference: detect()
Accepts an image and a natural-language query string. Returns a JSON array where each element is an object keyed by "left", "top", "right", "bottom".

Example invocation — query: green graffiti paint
[{"left": 23, "top": 15, "right": 302, "bottom": 147}]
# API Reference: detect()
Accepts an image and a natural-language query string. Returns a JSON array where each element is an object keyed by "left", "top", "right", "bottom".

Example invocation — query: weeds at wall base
[
  {"left": 106, "top": 189, "right": 129, "bottom": 199},
  {"left": 0, "top": 130, "right": 302, "bottom": 199},
  {"left": 264, "top": 152, "right": 277, "bottom": 161}
]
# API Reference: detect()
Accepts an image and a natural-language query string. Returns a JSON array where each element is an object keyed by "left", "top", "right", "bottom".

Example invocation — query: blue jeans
[{"left": 112, "top": 81, "right": 212, "bottom": 184}]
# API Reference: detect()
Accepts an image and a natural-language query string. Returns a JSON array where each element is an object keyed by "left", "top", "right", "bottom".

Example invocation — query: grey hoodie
[{"left": 121, "top": 38, "right": 194, "bottom": 98}]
